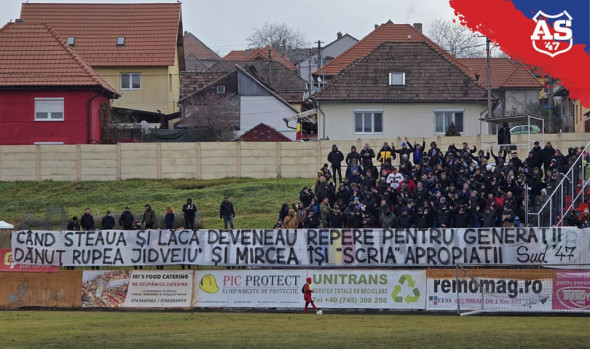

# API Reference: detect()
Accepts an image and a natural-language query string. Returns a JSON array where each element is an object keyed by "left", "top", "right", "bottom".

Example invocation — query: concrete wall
[{"left": 0, "top": 133, "right": 589, "bottom": 181}]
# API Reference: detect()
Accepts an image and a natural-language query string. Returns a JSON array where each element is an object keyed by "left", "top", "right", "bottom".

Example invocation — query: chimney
[
  {"left": 337, "top": 32, "right": 342, "bottom": 39},
  {"left": 413, "top": 23, "right": 422, "bottom": 33},
  {"left": 15, "top": 18, "right": 24, "bottom": 23},
  {"left": 374, "top": 24, "right": 379, "bottom": 29}
]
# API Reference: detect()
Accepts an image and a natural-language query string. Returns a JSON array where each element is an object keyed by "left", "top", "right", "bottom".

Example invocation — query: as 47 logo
[{"left": 530, "top": 10, "right": 573, "bottom": 57}]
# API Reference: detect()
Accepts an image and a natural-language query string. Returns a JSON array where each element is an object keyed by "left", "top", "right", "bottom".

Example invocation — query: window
[
  {"left": 217, "top": 85, "right": 225, "bottom": 94},
  {"left": 434, "top": 110, "right": 464, "bottom": 134},
  {"left": 389, "top": 72, "right": 406, "bottom": 86},
  {"left": 34, "top": 98, "right": 64, "bottom": 121},
  {"left": 67, "top": 37, "right": 75, "bottom": 46},
  {"left": 354, "top": 111, "right": 383, "bottom": 134},
  {"left": 120, "top": 73, "right": 141, "bottom": 90},
  {"left": 117, "top": 37, "right": 125, "bottom": 46}
]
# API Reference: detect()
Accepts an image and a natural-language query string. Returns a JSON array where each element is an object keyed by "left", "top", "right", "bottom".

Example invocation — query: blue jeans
[{"left": 223, "top": 215, "right": 234, "bottom": 229}]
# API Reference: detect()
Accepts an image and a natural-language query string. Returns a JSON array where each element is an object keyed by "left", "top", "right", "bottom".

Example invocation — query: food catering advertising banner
[
  {"left": 193, "top": 269, "right": 426, "bottom": 310},
  {"left": 82, "top": 270, "right": 192, "bottom": 308},
  {"left": 12, "top": 228, "right": 590, "bottom": 268}
]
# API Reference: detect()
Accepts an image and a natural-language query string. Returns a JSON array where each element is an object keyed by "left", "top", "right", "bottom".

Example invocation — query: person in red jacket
[{"left": 303, "top": 277, "right": 318, "bottom": 314}]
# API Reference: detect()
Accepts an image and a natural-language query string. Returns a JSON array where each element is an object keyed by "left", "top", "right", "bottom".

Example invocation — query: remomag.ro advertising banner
[
  {"left": 426, "top": 270, "right": 553, "bottom": 312},
  {"left": 193, "top": 269, "right": 426, "bottom": 310}
]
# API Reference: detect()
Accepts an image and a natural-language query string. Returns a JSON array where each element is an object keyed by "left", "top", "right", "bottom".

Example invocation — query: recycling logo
[{"left": 391, "top": 274, "right": 420, "bottom": 303}]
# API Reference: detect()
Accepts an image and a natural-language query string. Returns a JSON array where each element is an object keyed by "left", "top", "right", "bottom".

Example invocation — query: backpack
[{"left": 301, "top": 284, "right": 306, "bottom": 293}]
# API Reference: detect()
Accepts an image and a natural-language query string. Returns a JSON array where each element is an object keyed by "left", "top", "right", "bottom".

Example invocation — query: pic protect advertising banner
[
  {"left": 82, "top": 270, "right": 192, "bottom": 308},
  {"left": 0, "top": 248, "right": 58, "bottom": 272},
  {"left": 11, "top": 228, "right": 590, "bottom": 268},
  {"left": 193, "top": 269, "right": 426, "bottom": 310},
  {"left": 426, "top": 273, "right": 553, "bottom": 312},
  {"left": 552, "top": 271, "right": 590, "bottom": 312}
]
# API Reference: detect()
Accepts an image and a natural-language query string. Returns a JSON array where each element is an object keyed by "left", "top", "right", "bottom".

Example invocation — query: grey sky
[{"left": 0, "top": 0, "right": 456, "bottom": 56}]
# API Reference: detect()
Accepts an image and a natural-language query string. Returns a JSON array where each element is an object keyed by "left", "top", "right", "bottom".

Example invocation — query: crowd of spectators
[{"left": 276, "top": 137, "right": 590, "bottom": 230}]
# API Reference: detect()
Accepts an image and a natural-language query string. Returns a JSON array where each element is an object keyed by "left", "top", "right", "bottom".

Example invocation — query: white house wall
[
  {"left": 318, "top": 102, "right": 488, "bottom": 140},
  {"left": 239, "top": 96, "right": 296, "bottom": 140}
]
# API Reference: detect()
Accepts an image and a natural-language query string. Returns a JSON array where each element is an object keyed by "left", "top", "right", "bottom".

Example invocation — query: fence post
[
  {"left": 236, "top": 142, "right": 241, "bottom": 178},
  {"left": 196, "top": 142, "right": 201, "bottom": 180},
  {"left": 156, "top": 143, "right": 162, "bottom": 180},
  {"left": 276, "top": 142, "right": 281, "bottom": 178},
  {"left": 316, "top": 141, "right": 322, "bottom": 170},
  {"left": 116, "top": 143, "right": 122, "bottom": 180},
  {"left": 76, "top": 144, "right": 81, "bottom": 182},
  {"left": 36, "top": 144, "right": 41, "bottom": 181}
]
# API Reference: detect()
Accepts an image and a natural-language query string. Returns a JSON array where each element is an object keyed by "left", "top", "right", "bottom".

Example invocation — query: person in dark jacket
[
  {"left": 454, "top": 206, "right": 470, "bottom": 228},
  {"left": 119, "top": 206, "right": 134, "bottom": 230},
  {"left": 345, "top": 145, "right": 361, "bottom": 167},
  {"left": 498, "top": 122, "right": 512, "bottom": 149},
  {"left": 142, "top": 204, "right": 157, "bottom": 229},
  {"left": 303, "top": 211, "right": 320, "bottom": 228},
  {"left": 101, "top": 210, "right": 115, "bottom": 229},
  {"left": 541, "top": 142, "right": 556, "bottom": 172},
  {"left": 80, "top": 208, "right": 94, "bottom": 230},
  {"left": 165, "top": 206, "right": 175, "bottom": 229},
  {"left": 329, "top": 205, "right": 345, "bottom": 228},
  {"left": 220, "top": 195, "right": 236, "bottom": 229},
  {"left": 393, "top": 142, "right": 412, "bottom": 166},
  {"left": 182, "top": 198, "right": 197, "bottom": 230},
  {"left": 67, "top": 216, "right": 81, "bottom": 230},
  {"left": 360, "top": 143, "right": 375, "bottom": 168},
  {"left": 396, "top": 209, "right": 413, "bottom": 228},
  {"left": 327, "top": 144, "right": 344, "bottom": 184},
  {"left": 407, "top": 137, "right": 426, "bottom": 165}
]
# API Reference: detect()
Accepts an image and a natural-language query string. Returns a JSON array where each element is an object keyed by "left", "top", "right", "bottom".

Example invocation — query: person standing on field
[
  {"left": 327, "top": 144, "right": 344, "bottom": 184},
  {"left": 303, "top": 277, "right": 318, "bottom": 314},
  {"left": 101, "top": 210, "right": 115, "bottom": 229},
  {"left": 119, "top": 206, "right": 134, "bottom": 230},
  {"left": 220, "top": 195, "right": 235, "bottom": 229},
  {"left": 182, "top": 198, "right": 197, "bottom": 229},
  {"left": 142, "top": 204, "right": 157, "bottom": 229},
  {"left": 80, "top": 208, "right": 94, "bottom": 230},
  {"left": 165, "top": 206, "right": 175, "bottom": 229}
]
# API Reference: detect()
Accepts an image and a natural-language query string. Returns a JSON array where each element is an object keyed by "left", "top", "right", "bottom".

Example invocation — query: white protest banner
[
  {"left": 193, "top": 270, "right": 306, "bottom": 308},
  {"left": 11, "top": 227, "right": 590, "bottom": 267},
  {"left": 81, "top": 270, "right": 192, "bottom": 308},
  {"left": 193, "top": 269, "right": 426, "bottom": 310},
  {"left": 426, "top": 271, "right": 553, "bottom": 312}
]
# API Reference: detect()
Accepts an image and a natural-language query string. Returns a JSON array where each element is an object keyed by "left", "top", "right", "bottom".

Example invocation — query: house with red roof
[
  {"left": 221, "top": 45, "right": 297, "bottom": 71},
  {"left": 312, "top": 41, "right": 487, "bottom": 140},
  {"left": 458, "top": 58, "right": 542, "bottom": 117},
  {"left": 183, "top": 31, "right": 220, "bottom": 72},
  {"left": 20, "top": 3, "right": 184, "bottom": 115},
  {"left": 0, "top": 22, "right": 119, "bottom": 145}
]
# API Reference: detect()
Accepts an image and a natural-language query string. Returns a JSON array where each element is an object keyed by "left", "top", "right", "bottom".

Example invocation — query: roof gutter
[{"left": 87, "top": 93, "right": 101, "bottom": 144}]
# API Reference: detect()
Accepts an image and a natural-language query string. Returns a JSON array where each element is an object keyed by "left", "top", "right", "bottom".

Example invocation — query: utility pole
[
  {"left": 486, "top": 37, "right": 492, "bottom": 120},
  {"left": 315, "top": 40, "right": 323, "bottom": 92}
]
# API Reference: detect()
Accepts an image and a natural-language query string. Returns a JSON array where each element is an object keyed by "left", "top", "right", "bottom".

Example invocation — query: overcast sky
[{"left": 0, "top": 0, "right": 456, "bottom": 56}]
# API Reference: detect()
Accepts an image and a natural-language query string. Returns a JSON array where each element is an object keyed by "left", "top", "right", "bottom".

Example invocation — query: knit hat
[{"left": 306, "top": 277, "right": 312, "bottom": 283}]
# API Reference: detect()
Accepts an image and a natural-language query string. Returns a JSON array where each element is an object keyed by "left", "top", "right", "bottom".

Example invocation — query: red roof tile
[
  {"left": 316, "top": 20, "right": 475, "bottom": 79},
  {"left": 183, "top": 31, "right": 220, "bottom": 61},
  {"left": 237, "top": 123, "right": 292, "bottom": 142},
  {"left": 20, "top": 3, "right": 181, "bottom": 67},
  {"left": 222, "top": 50, "right": 249, "bottom": 61},
  {"left": 457, "top": 58, "right": 542, "bottom": 90},
  {"left": 222, "top": 45, "right": 297, "bottom": 71},
  {"left": 0, "top": 22, "right": 117, "bottom": 95}
]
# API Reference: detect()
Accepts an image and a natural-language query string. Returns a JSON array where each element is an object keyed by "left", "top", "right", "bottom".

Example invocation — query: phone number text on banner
[{"left": 10, "top": 227, "right": 590, "bottom": 267}]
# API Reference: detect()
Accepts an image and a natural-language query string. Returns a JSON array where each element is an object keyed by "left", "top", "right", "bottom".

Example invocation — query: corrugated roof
[
  {"left": 20, "top": 3, "right": 181, "bottom": 67},
  {"left": 0, "top": 22, "right": 117, "bottom": 95},
  {"left": 458, "top": 58, "right": 542, "bottom": 89},
  {"left": 316, "top": 20, "right": 475, "bottom": 79},
  {"left": 313, "top": 41, "right": 486, "bottom": 102}
]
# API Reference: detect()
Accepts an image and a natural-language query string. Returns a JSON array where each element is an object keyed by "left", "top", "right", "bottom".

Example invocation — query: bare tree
[
  {"left": 246, "top": 22, "right": 308, "bottom": 52},
  {"left": 428, "top": 19, "right": 486, "bottom": 58},
  {"left": 182, "top": 93, "right": 238, "bottom": 141}
]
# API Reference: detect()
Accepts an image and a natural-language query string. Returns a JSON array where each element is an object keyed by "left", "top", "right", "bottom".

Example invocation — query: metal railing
[{"left": 528, "top": 141, "right": 590, "bottom": 226}]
